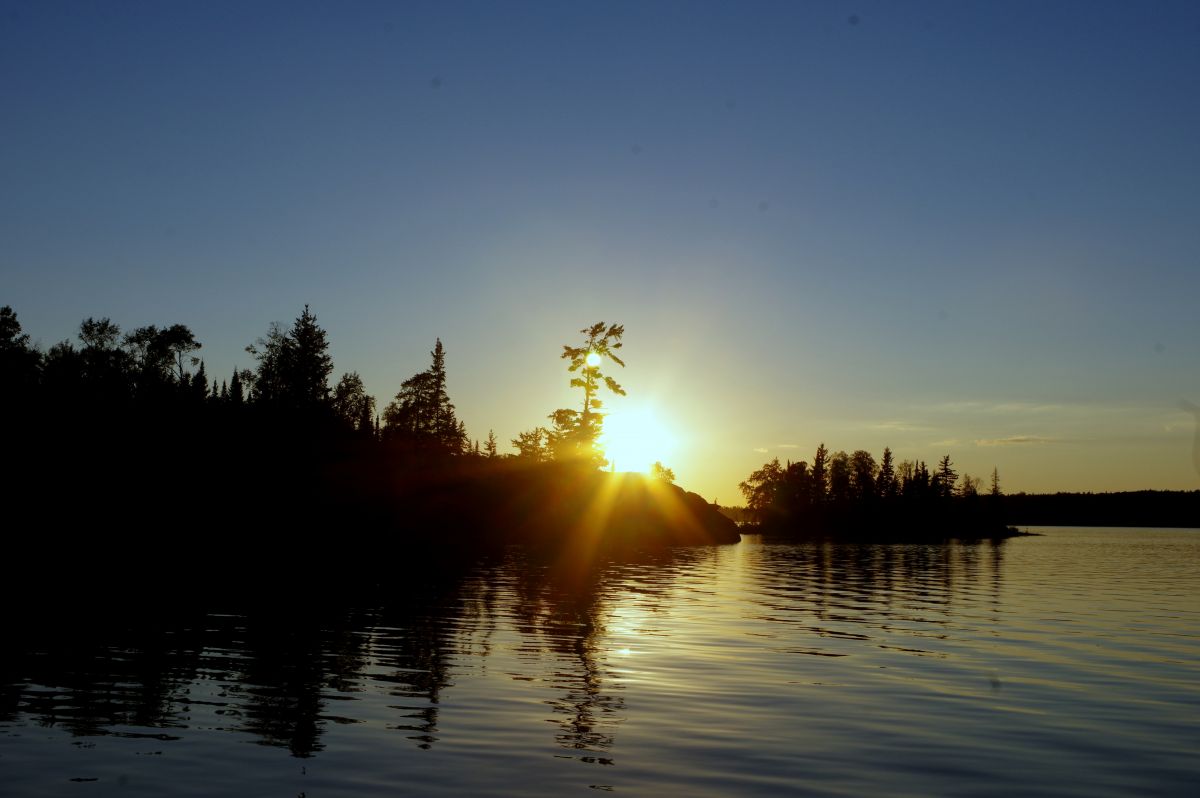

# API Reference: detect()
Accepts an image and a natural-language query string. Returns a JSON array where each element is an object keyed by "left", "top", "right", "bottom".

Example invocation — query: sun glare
[
  {"left": 585, "top": 351, "right": 602, "bottom": 368},
  {"left": 600, "top": 405, "right": 680, "bottom": 474}
]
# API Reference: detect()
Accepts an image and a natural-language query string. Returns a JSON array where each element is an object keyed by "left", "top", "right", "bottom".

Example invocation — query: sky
[{"left": 3, "top": 0, "right": 1199, "bottom": 502}]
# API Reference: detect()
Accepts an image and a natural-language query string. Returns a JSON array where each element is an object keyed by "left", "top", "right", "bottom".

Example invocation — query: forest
[
  {"left": 739, "top": 448, "right": 1199, "bottom": 537},
  {"left": 738, "top": 447, "right": 1019, "bottom": 541},
  {"left": 0, "top": 305, "right": 736, "bottom": 585}
]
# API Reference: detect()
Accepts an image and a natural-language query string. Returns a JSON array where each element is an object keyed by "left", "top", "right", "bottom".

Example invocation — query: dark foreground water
[{"left": 2, "top": 527, "right": 1198, "bottom": 796}]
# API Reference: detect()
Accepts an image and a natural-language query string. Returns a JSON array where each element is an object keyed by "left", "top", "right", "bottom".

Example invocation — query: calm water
[{"left": 2, "top": 527, "right": 1198, "bottom": 796}]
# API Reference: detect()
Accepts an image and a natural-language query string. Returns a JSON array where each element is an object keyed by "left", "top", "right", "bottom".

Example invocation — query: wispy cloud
[
  {"left": 867, "top": 420, "right": 930, "bottom": 433},
  {"left": 753, "top": 447, "right": 768, "bottom": 454},
  {"left": 777, "top": 443, "right": 799, "bottom": 449},
  {"left": 974, "top": 435, "right": 1059, "bottom": 447},
  {"left": 926, "top": 401, "right": 1067, "bottom": 415}
]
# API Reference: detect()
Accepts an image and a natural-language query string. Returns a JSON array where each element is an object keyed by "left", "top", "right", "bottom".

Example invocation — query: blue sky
[{"left": 3, "top": 1, "right": 1199, "bottom": 500}]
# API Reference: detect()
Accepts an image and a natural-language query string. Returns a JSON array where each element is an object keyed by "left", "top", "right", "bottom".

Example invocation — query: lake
[{"left": 2, "top": 527, "right": 1197, "bottom": 796}]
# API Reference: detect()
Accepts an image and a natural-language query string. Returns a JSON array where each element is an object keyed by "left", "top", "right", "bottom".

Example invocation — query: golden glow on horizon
[
  {"left": 585, "top": 351, "right": 602, "bottom": 368},
  {"left": 601, "top": 404, "right": 680, "bottom": 474}
]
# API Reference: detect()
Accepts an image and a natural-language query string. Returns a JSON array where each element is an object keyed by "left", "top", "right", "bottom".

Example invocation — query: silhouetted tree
[
  {"left": 555, "top": 322, "right": 625, "bottom": 467},
  {"left": 485, "top": 430, "right": 498, "bottom": 458},
  {"left": 740, "top": 458, "right": 785, "bottom": 520},
  {"left": 739, "top": 444, "right": 1016, "bottom": 539},
  {"left": 229, "top": 368, "right": 246, "bottom": 405},
  {"left": 332, "top": 372, "right": 375, "bottom": 433},
  {"left": 0, "top": 306, "right": 30, "bottom": 353},
  {"left": 245, "top": 321, "right": 289, "bottom": 405},
  {"left": 40, "top": 340, "right": 82, "bottom": 398},
  {"left": 123, "top": 323, "right": 200, "bottom": 388},
  {"left": 78, "top": 317, "right": 133, "bottom": 400},
  {"left": 79, "top": 316, "right": 121, "bottom": 351},
  {"left": 546, "top": 408, "right": 585, "bottom": 462},
  {"left": 245, "top": 306, "right": 333, "bottom": 414},
  {"left": 456, "top": 420, "right": 470, "bottom": 454},
  {"left": 383, "top": 339, "right": 465, "bottom": 454},
  {"left": 989, "top": 467, "right": 1001, "bottom": 497},
  {"left": 282, "top": 305, "right": 333, "bottom": 411},
  {"left": 849, "top": 450, "right": 877, "bottom": 502},
  {"left": 0, "top": 306, "right": 40, "bottom": 400},
  {"left": 828, "top": 450, "right": 851, "bottom": 504},
  {"left": 810, "top": 443, "right": 829, "bottom": 503},
  {"left": 878, "top": 447, "right": 897, "bottom": 500},
  {"left": 651, "top": 461, "right": 675, "bottom": 483},
  {"left": 512, "top": 427, "right": 551, "bottom": 462},
  {"left": 934, "top": 454, "right": 958, "bottom": 500},
  {"left": 781, "top": 460, "right": 812, "bottom": 516},
  {"left": 385, "top": 370, "right": 434, "bottom": 440},
  {"left": 190, "top": 361, "right": 209, "bottom": 402}
]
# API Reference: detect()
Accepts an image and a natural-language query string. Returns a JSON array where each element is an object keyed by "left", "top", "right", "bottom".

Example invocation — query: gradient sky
[{"left": 3, "top": 0, "right": 1199, "bottom": 502}]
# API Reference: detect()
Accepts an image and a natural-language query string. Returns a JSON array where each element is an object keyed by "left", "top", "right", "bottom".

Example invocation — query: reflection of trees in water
[
  {"left": 224, "top": 605, "right": 373, "bottom": 758},
  {"left": 0, "top": 602, "right": 378, "bottom": 759},
  {"left": 750, "top": 541, "right": 1008, "bottom": 643},
  {"left": 504, "top": 550, "right": 677, "bottom": 759},
  {"left": 0, "top": 607, "right": 208, "bottom": 739},
  {"left": 0, "top": 561, "right": 490, "bottom": 757},
  {"left": 0, "top": 551, "right": 690, "bottom": 763},
  {"left": 370, "top": 565, "right": 496, "bottom": 750}
]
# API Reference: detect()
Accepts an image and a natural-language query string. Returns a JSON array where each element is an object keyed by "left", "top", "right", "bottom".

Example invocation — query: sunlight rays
[{"left": 600, "top": 405, "right": 680, "bottom": 474}]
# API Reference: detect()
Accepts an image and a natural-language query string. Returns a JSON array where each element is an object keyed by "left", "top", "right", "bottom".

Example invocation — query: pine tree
[
  {"left": 810, "top": 443, "right": 829, "bottom": 502},
  {"left": 457, "top": 420, "right": 470, "bottom": 454},
  {"left": 283, "top": 305, "right": 333, "bottom": 410},
  {"left": 555, "top": 322, "right": 626, "bottom": 467},
  {"left": 878, "top": 447, "right": 897, "bottom": 500},
  {"left": 245, "top": 306, "right": 333, "bottom": 412},
  {"left": 383, "top": 339, "right": 465, "bottom": 455},
  {"left": 512, "top": 427, "right": 550, "bottom": 462},
  {"left": 229, "top": 369, "right": 245, "bottom": 405},
  {"left": 485, "top": 430, "right": 499, "bottom": 458},
  {"left": 935, "top": 455, "right": 958, "bottom": 499},
  {"left": 191, "top": 361, "right": 208, "bottom": 401}
]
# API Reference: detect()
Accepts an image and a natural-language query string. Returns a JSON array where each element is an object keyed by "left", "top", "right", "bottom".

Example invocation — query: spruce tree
[
  {"left": 878, "top": 447, "right": 897, "bottom": 500},
  {"left": 935, "top": 455, "right": 958, "bottom": 499},
  {"left": 229, "top": 369, "right": 244, "bottom": 405}
]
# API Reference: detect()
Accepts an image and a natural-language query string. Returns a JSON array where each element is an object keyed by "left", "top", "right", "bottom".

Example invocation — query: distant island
[
  {"left": 733, "top": 448, "right": 1198, "bottom": 537},
  {"left": 735, "top": 446, "right": 1025, "bottom": 542}
]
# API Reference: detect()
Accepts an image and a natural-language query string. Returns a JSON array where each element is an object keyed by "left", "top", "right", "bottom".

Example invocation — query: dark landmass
[
  {"left": 738, "top": 504, "right": 1023, "bottom": 543},
  {"left": 1000, "top": 490, "right": 1200, "bottom": 529},
  {"left": 737, "top": 448, "right": 1023, "bottom": 542},
  {"left": 736, "top": 443, "right": 1199, "bottom": 541},
  {"left": 0, "top": 305, "right": 738, "bottom": 596},
  {"left": 5, "top": 430, "right": 739, "bottom": 591},
  {"left": 720, "top": 490, "right": 1200, "bottom": 531}
]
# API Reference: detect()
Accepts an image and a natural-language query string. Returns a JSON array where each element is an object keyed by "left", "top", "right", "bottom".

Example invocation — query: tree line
[
  {"left": 2, "top": 304, "right": 739, "bottom": 580},
  {"left": 739, "top": 446, "right": 1013, "bottom": 540},
  {"left": 0, "top": 305, "right": 632, "bottom": 465}
]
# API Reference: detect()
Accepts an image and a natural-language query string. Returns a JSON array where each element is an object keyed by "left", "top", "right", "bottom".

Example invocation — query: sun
[
  {"left": 585, "top": 351, "right": 602, "bottom": 368},
  {"left": 600, "top": 404, "right": 680, "bottom": 474}
]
